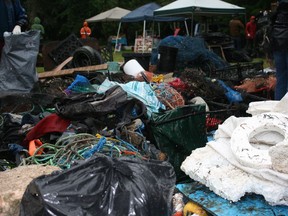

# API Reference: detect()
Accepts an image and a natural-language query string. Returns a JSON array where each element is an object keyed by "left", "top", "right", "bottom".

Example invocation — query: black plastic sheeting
[
  {"left": 20, "top": 154, "right": 176, "bottom": 216},
  {"left": 0, "top": 30, "right": 40, "bottom": 92}
]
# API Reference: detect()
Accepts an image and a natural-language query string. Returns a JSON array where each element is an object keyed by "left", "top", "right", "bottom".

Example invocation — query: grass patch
[
  {"left": 253, "top": 58, "right": 270, "bottom": 68},
  {"left": 37, "top": 67, "right": 45, "bottom": 73},
  {"left": 113, "top": 50, "right": 133, "bottom": 62}
]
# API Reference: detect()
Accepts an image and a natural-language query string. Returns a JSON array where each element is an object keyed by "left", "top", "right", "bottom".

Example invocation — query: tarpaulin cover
[
  {"left": 20, "top": 154, "right": 176, "bottom": 216},
  {"left": 0, "top": 30, "right": 40, "bottom": 92},
  {"left": 149, "top": 104, "right": 207, "bottom": 181}
]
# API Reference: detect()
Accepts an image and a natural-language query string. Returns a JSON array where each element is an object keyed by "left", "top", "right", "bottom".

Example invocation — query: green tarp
[{"left": 150, "top": 104, "right": 207, "bottom": 182}]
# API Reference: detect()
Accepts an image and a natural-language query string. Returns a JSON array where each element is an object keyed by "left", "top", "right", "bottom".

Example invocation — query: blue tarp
[
  {"left": 177, "top": 182, "right": 288, "bottom": 216},
  {"left": 121, "top": 2, "right": 185, "bottom": 22}
]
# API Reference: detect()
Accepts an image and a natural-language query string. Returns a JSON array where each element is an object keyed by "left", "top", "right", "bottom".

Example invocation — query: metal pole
[
  {"left": 142, "top": 20, "right": 146, "bottom": 53},
  {"left": 115, "top": 22, "right": 122, "bottom": 53}
]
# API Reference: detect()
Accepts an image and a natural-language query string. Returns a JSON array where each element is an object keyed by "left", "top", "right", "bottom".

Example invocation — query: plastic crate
[
  {"left": 209, "top": 61, "right": 264, "bottom": 83},
  {"left": 49, "top": 34, "right": 83, "bottom": 65}
]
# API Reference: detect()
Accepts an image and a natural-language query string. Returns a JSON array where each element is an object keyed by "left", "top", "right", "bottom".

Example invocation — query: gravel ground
[{"left": 0, "top": 165, "right": 60, "bottom": 216}]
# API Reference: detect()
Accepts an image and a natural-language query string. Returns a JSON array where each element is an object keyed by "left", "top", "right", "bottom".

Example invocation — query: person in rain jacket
[
  {"left": 80, "top": 21, "right": 91, "bottom": 39},
  {"left": 0, "top": 0, "right": 28, "bottom": 59},
  {"left": 245, "top": 16, "right": 257, "bottom": 57},
  {"left": 31, "top": 16, "right": 45, "bottom": 40}
]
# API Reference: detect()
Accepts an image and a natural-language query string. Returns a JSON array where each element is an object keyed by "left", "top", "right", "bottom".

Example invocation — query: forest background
[{"left": 21, "top": 0, "right": 275, "bottom": 45}]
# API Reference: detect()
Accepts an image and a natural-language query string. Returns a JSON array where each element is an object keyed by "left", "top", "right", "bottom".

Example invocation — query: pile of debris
[{"left": 0, "top": 34, "right": 282, "bottom": 215}]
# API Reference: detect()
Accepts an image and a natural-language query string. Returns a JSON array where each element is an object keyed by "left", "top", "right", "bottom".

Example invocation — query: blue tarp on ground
[{"left": 177, "top": 182, "right": 288, "bottom": 216}]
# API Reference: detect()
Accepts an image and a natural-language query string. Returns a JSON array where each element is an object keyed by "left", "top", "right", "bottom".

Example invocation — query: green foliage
[{"left": 22, "top": 0, "right": 274, "bottom": 44}]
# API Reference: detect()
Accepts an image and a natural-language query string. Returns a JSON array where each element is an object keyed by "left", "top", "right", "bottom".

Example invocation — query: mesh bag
[{"left": 154, "top": 83, "right": 185, "bottom": 110}]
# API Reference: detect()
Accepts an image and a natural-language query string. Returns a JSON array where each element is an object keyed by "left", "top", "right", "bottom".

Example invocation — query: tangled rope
[{"left": 20, "top": 133, "right": 147, "bottom": 169}]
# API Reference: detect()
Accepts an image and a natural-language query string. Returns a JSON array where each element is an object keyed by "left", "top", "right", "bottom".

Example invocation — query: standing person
[
  {"left": 31, "top": 17, "right": 45, "bottom": 40},
  {"left": 270, "top": 0, "right": 288, "bottom": 100},
  {"left": 229, "top": 14, "right": 245, "bottom": 50},
  {"left": 0, "top": 0, "right": 28, "bottom": 60},
  {"left": 80, "top": 21, "right": 91, "bottom": 39},
  {"left": 245, "top": 16, "right": 257, "bottom": 57}
]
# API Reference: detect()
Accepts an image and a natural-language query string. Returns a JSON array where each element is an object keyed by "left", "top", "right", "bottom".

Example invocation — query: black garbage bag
[
  {"left": 55, "top": 85, "right": 147, "bottom": 130},
  {"left": 0, "top": 30, "right": 40, "bottom": 92},
  {"left": 20, "top": 154, "right": 176, "bottom": 216}
]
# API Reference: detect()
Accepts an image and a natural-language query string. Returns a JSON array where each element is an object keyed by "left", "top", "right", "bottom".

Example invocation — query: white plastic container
[{"left": 123, "top": 59, "right": 145, "bottom": 77}]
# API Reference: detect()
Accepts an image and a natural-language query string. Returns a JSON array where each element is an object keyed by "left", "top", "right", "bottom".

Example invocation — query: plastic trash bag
[
  {"left": 217, "top": 80, "right": 243, "bottom": 103},
  {"left": 20, "top": 154, "right": 176, "bottom": 216},
  {"left": 0, "top": 30, "right": 40, "bottom": 92}
]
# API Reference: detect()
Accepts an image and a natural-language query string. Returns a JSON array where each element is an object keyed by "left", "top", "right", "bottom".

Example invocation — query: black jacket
[{"left": 271, "top": 4, "right": 288, "bottom": 51}]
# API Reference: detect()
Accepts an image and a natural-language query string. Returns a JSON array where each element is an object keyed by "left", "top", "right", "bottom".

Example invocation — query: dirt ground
[{"left": 0, "top": 165, "right": 60, "bottom": 216}]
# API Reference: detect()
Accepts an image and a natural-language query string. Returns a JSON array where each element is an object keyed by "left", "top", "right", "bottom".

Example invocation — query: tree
[{"left": 22, "top": 0, "right": 274, "bottom": 43}]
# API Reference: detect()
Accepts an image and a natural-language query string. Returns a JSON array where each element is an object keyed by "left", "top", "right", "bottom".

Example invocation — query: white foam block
[{"left": 181, "top": 146, "right": 288, "bottom": 205}]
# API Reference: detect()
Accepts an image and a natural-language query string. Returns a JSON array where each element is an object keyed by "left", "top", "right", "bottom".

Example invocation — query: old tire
[{"left": 72, "top": 46, "right": 103, "bottom": 68}]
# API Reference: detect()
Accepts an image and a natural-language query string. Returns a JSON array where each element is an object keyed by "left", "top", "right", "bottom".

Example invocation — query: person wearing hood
[
  {"left": 31, "top": 16, "right": 45, "bottom": 40},
  {"left": 80, "top": 21, "right": 91, "bottom": 39},
  {"left": 270, "top": 0, "right": 288, "bottom": 100},
  {"left": 245, "top": 16, "right": 257, "bottom": 57},
  {"left": 0, "top": 0, "right": 28, "bottom": 59}
]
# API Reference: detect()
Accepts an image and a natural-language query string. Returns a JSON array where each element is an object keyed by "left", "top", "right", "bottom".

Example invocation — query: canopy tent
[
  {"left": 121, "top": 2, "right": 185, "bottom": 22},
  {"left": 86, "top": 7, "right": 131, "bottom": 23},
  {"left": 154, "top": 0, "right": 245, "bottom": 35},
  {"left": 154, "top": 0, "right": 245, "bottom": 17},
  {"left": 115, "top": 2, "right": 188, "bottom": 52}
]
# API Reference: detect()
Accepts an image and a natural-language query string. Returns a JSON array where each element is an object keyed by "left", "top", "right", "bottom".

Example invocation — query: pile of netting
[
  {"left": 177, "top": 68, "right": 226, "bottom": 103},
  {"left": 152, "top": 36, "right": 229, "bottom": 72}
]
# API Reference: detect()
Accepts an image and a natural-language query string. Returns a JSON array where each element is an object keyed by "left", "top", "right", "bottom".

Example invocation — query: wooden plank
[
  {"left": 52, "top": 56, "right": 73, "bottom": 72},
  {"left": 38, "top": 63, "right": 108, "bottom": 79}
]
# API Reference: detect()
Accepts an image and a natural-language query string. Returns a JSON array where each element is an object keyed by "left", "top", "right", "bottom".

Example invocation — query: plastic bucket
[
  {"left": 157, "top": 46, "right": 178, "bottom": 73},
  {"left": 122, "top": 53, "right": 151, "bottom": 71},
  {"left": 123, "top": 59, "right": 145, "bottom": 77}
]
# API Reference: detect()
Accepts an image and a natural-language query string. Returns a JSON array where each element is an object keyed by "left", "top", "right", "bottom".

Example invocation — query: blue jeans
[
  {"left": 273, "top": 50, "right": 288, "bottom": 100},
  {"left": 231, "top": 36, "right": 242, "bottom": 50}
]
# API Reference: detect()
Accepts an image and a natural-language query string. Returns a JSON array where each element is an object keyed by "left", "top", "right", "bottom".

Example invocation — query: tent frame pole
[
  {"left": 190, "top": 13, "right": 194, "bottom": 36},
  {"left": 115, "top": 22, "right": 122, "bottom": 53},
  {"left": 142, "top": 20, "right": 146, "bottom": 53},
  {"left": 184, "top": 18, "right": 189, "bottom": 36}
]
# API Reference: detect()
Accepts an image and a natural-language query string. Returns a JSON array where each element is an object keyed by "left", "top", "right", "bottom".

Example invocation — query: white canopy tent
[
  {"left": 86, "top": 7, "right": 131, "bottom": 23},
  {"left": 154, "top": 0, "right": 245, "bottom": 35},
  {"left": 154, "top": 0, "right": 245, "bottom": 16}
]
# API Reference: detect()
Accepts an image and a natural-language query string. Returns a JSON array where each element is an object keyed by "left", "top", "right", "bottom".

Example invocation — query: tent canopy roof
[
  {"left": 154, "top": 0, "right": 245, "bottom": 17},
  {"left": 86, "top": 7, "right": 131, "bottom": 22},
  {"left": 121, "top": 2, "right": 185, "bottom": 22}
]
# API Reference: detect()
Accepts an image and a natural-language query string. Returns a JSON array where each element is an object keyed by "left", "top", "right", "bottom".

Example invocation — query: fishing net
[
  {"left": 152, "top": 36, "right": 229, "bottom": 72},
  {"left": 153, "top": 83, "right": 185, "bottom": 110}
]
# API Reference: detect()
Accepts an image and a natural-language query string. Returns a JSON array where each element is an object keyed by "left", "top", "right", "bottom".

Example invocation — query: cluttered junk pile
[{"left": 0, "top": 31, "right": 287, "bottom": 215}]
